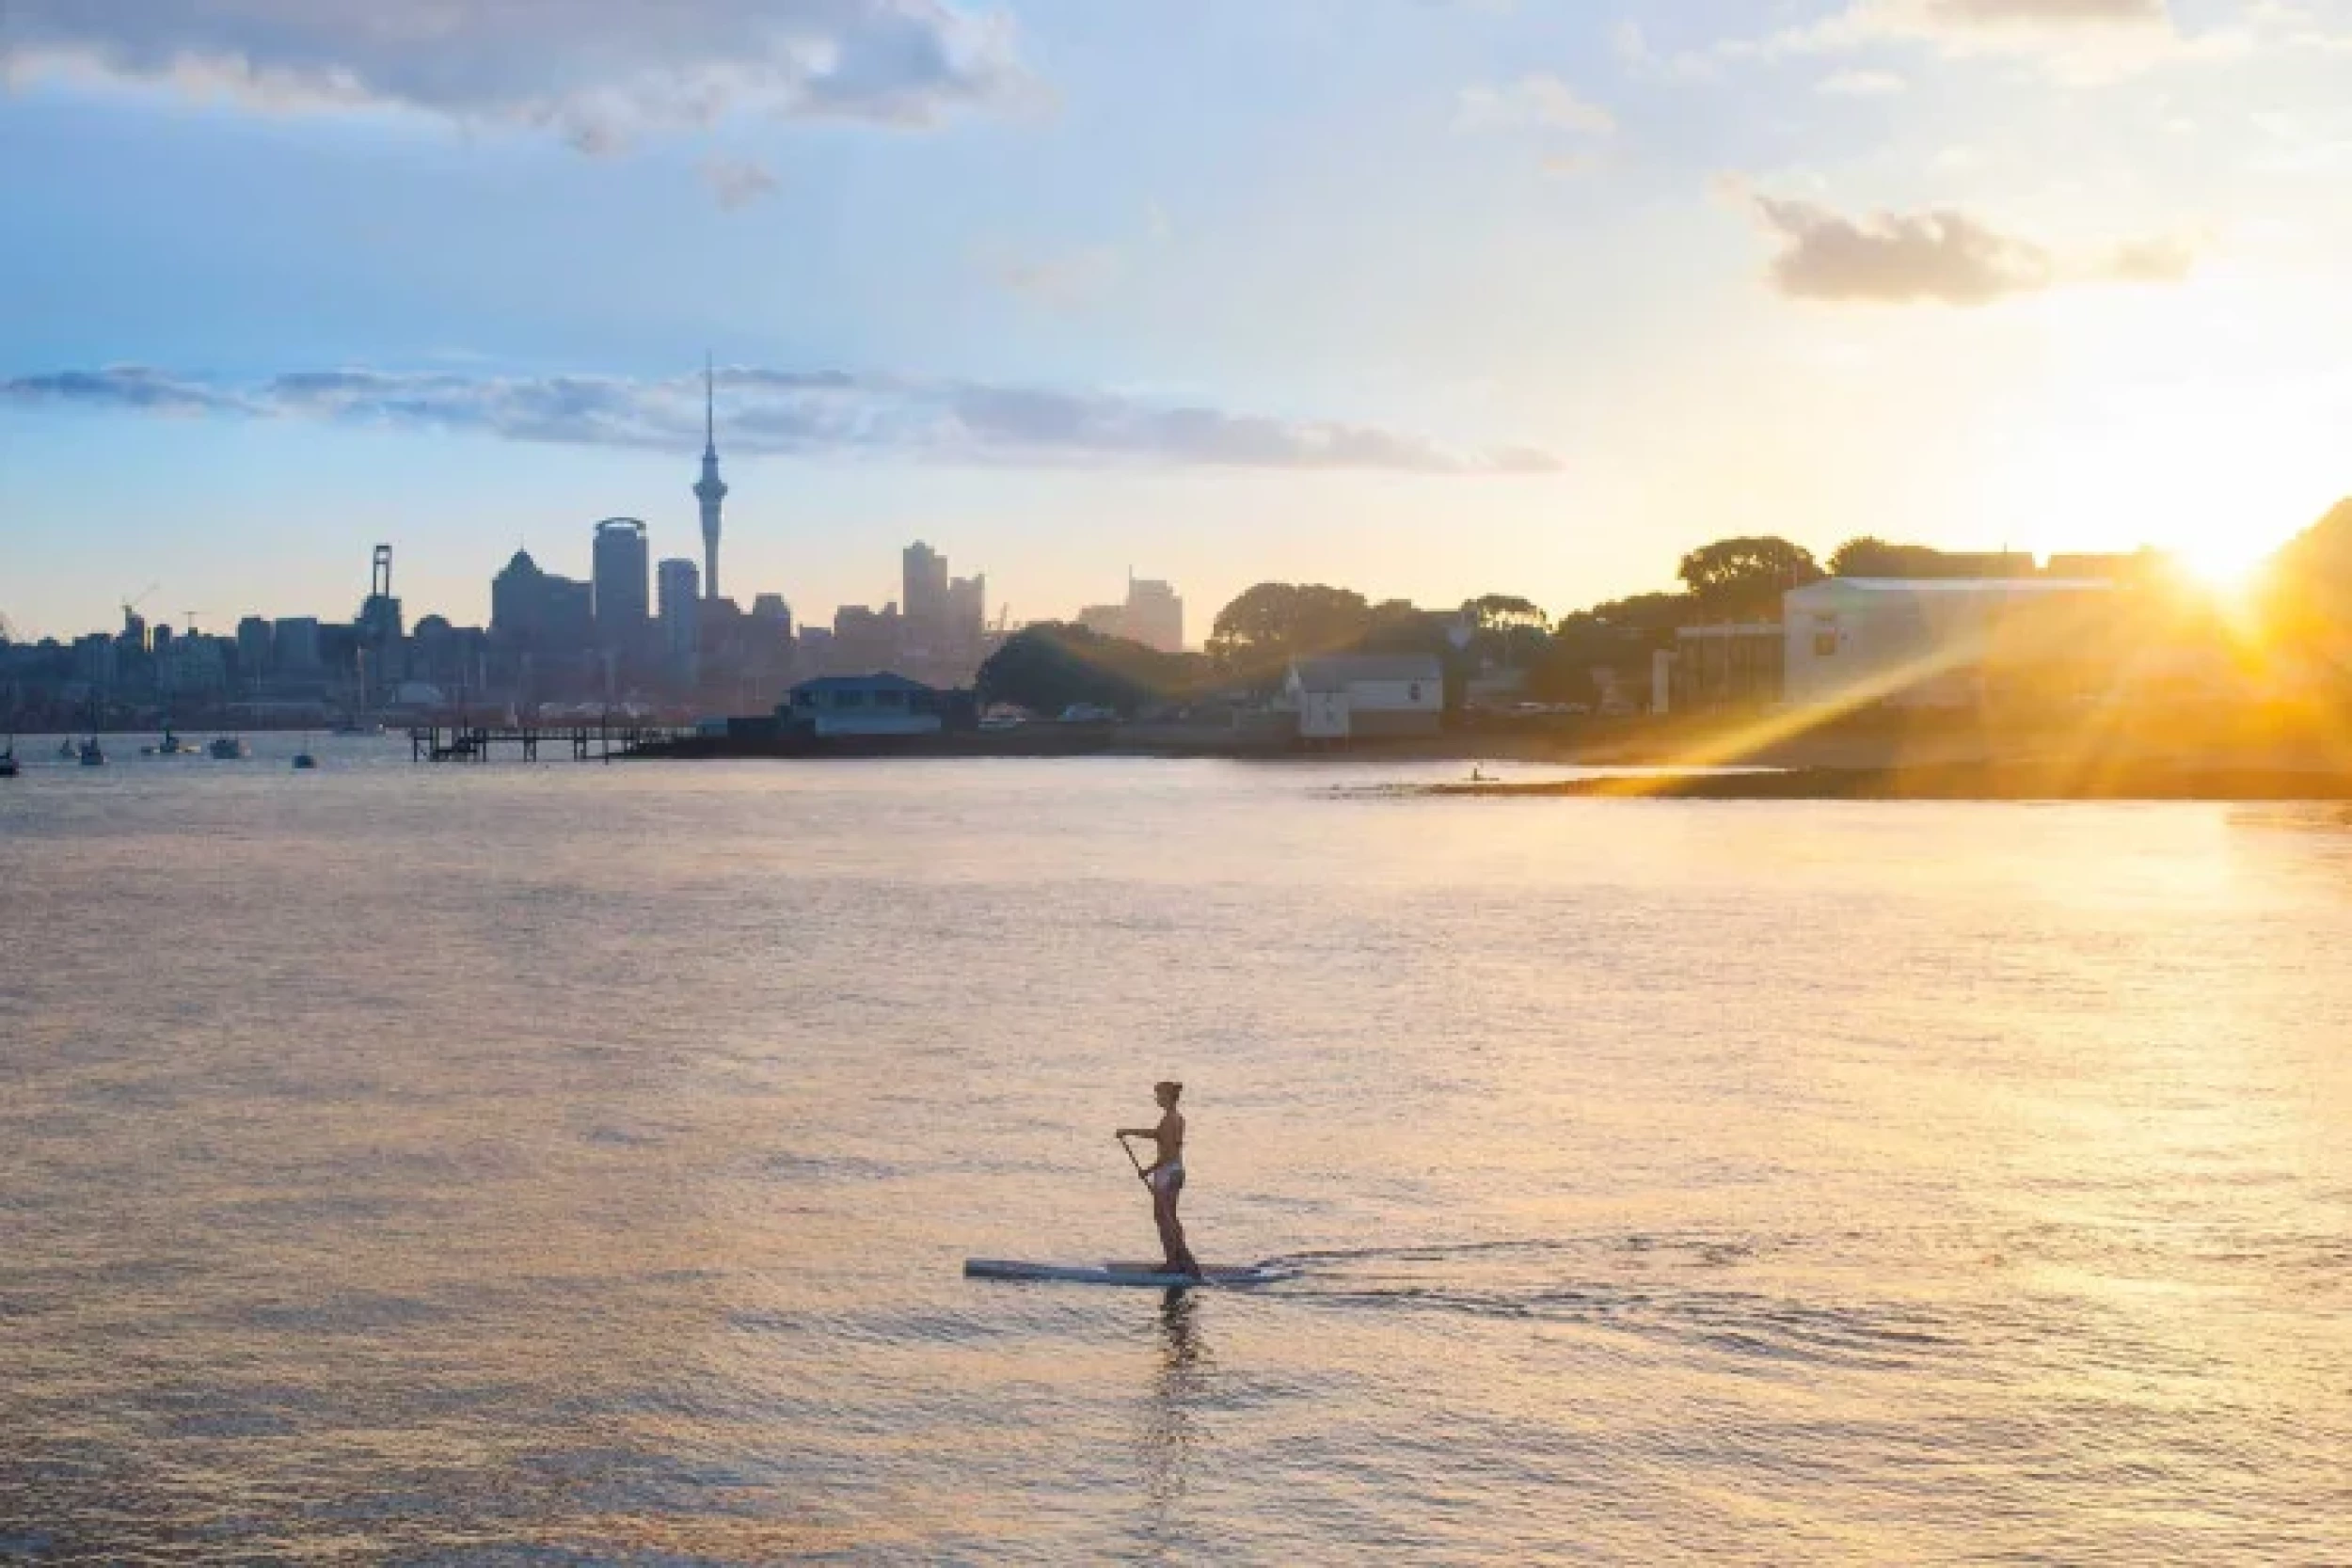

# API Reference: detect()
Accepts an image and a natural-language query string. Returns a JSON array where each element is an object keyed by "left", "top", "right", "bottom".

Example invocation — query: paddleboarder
[{"left": 1118, "top": 1081, "right": 1200, "bottom": 1278}]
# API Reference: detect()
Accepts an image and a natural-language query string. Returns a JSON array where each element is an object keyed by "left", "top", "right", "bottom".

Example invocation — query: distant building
[
  {"left": 658, "top": 558, "right": 701, "bottom": 679},
  {"left": 491, "top": 549, "right": 594, "bottom": 652},
  {"left": 235, "top": 616, "right": 274, "bottom": 681},
  {"left": 273, "top": 616, "right": 323, "bottom": 673},
  {"left": 358, "top": 544, "right": 404, "bottom": 651},
  {"left": 1784, "top": 578, "right": 2121, "bottom": 710},
  {"left": 1124, "top": 577, "right": 1184, "bottom": 653},
  {"left": 593, "top": 519, "right": 651, "bottom": 645},
  {"left": 903, "top": 543, "right": 949, "bottom": 633},
  {"left": 1077, "top": 575, "right": 1185, "bottom": 651},
  {"left": 946, "top": 574, "right": 987, "bottom": 642},
  {"left": 1668, "top": 623, "right": 1785, "bottom": 713},
  {"left": 1283, "top": 654, "right": 1445, "bottom": 740},
  {"left": 783, "top": 673, "right": 945, "bottom": 737}
]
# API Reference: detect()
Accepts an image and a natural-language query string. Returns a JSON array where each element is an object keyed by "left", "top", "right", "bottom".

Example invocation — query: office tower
[
  {"left": 903, "top": 542, "right": 949, "bottom": 634},
  {"left": 1125, "top": 577, "right": 1184, "bottom": 653},
  {"left": 593, "top": 518, "right": 651, "bottom": 644}
]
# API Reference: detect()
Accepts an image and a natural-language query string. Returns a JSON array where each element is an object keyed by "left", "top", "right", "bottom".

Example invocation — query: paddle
[{"left": 1116, "top": 1132, "right": 1151, "bottom": 1184}]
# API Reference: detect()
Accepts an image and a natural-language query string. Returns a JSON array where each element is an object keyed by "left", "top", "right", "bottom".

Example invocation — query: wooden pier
[{"left": 407, "top": 719, "right": 691, "bottom": 764}]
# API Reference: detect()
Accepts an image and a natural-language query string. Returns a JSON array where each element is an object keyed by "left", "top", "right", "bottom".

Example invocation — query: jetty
[{"left": 406, "top": 719, "right": 691, "bottom": 764}]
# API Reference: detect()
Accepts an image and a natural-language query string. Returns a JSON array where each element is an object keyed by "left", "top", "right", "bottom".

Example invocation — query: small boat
[
  {"left": 0, "top": 738, "right": 18, "bottom": 780},
  {"left": 57, "top": 739, "right": 77, "bottom": 760},
  {"left": 292, "top": 750, "right": 318, "bottom": 770},
  {"left": 156, "top": 727, "right": 195, "bottom": 756},
  {"left": 962, "top": 1259, "right": 1288, "bottom": 1290},
  {"left": 207, "top": 736, "right": 250, "bottom": 760},
  {"left": 79, "top": 736, "right": 106, "bottom": 767}
]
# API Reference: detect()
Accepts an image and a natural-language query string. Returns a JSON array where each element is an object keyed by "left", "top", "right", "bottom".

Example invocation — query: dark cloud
[
  {"left": 0, "top": 0, "right": 1029, "bottom": 146},
  {"left": 4, "top": 364, "right": 1563, "bottom": 476},
  {"left": 1750, "top": 196, "right": 2201, "bottom": 307},
  {"left": 1755, "top": 197, "right": 2054, "bottom": 306}
]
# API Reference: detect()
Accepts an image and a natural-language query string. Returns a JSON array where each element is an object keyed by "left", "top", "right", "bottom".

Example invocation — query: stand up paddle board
[{"left": 964, "top": 1259, "right": 1286, "bottom": 1289}]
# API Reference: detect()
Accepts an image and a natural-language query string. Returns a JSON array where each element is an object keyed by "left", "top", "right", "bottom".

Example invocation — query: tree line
[{"left": 975, "top": 509, "right": 2352, "bottom": 715}]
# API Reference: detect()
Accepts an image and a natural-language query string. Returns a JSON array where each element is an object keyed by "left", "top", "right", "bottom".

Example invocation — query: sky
[{"left": 5, "top": 0, "right": 2352, "bottom": 642}]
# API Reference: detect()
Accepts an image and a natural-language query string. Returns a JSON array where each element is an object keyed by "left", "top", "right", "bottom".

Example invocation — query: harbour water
[{"left": 2, "top": 747, "right": 2348, "bottom": 1561}]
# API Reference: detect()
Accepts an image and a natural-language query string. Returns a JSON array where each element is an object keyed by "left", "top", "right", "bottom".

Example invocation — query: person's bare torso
[{"left": 1150, "top": 1109, "right": 1185, "bottom": 1168}]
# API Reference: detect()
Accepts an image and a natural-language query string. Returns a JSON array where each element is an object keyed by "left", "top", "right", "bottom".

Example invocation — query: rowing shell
[{"left": 963, "top": 1259, "right": 1287, "bottom": 1289}]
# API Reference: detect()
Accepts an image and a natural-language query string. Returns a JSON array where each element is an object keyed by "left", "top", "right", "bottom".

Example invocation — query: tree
[
  {"left": 1676, "top": 536, "right": 1822, "bottom": 620},
  {"left": 1827, "top": 537, "right": 2033, "bottom": 579},
  {"left": 1529, "top": 591, "right": 1692, "bottom": 703},
  {"left": 976, "top": 624, "right": 1208, "bottom": 716},
  {"left": 1206, "top": 583, "right": 1374, "bottom": 680},
  {"left": 1461, "top": 594, "right": 1550, "bottom": 634},
  {"left": 2261, "top": 499, "right": 2352, "bottom": 683}
]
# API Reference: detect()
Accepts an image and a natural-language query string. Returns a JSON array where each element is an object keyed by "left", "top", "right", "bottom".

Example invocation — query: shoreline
[{"left": 1426, "top": 764, "right": 2352, "bottom": 802}]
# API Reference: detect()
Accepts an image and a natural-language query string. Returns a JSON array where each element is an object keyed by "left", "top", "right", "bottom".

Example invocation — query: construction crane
[
  {"left": 181, "top": 610, "right": 210, "bottom": 637},
  {"left": 120, "top": 581, "right": 160, "bottom": 634}
]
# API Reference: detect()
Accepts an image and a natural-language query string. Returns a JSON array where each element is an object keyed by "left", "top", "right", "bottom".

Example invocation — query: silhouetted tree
[
  {"left": 1207, "top": 583, "right": 1374, "bottom": 681},
  {"left": 1677, "top": 536, "right": 1822, "bottom": 620},
  {"left": 977, "top": 624, "right": 1208, "bottom": 716},
  {"left": 1530, "top": 592, "right": 1692, "bottom": 703}
]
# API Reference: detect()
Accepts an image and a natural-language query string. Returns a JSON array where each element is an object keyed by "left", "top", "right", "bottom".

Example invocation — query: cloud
[
  {"left": 977, "top": 245, "right": 1121, "bottom": 309},
  {"left": 0, "top": 0, "right": 1032, "bottom": 148},
  {"left": 1748, "top": 196, "right": 2202, "bottom": 306},
  {"left": 3, "top": 364, "right": 1565, "bottom": 476},
  {"left": 1455, "top": 74, "right": 1615, "bottom": 136},
  {"left": 1818, "top": 69, "right": 1909, "bottom": 95},
  {"left": 1739, "top": 0, "right": 2243, "bottom": 81},
  {"left": 701, "top": 156, "right": 779, "bottom": 211}
]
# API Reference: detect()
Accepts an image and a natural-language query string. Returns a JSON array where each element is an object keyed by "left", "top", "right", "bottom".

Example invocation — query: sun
[{"left": 2171, "top": 531, "right": 2271, "bottom": 597}]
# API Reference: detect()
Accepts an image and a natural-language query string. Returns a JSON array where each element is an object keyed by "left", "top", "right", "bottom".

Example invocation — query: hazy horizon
[{"left": 8, "top": 0, "right": 2352, "bottom": 639}]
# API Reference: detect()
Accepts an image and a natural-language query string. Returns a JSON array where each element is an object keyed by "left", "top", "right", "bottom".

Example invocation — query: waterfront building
[
  {"left": 1282, "top": 654, "right": 1445, "bottom": 741},
  {"left": 1783, "top": 578, "right": 2122, "bottom": 710},
  {"left": 1667, "top": 624, "right": 1786, "bottom": 714},
  {"left": 782, "top": 673, "right": 945, "bottom": 737},
  {"left": 593, "top": 519, "right": 652, "bottom": 646},
  {"left": 693, "top": 357, "right": 728, "bottom": 602}
]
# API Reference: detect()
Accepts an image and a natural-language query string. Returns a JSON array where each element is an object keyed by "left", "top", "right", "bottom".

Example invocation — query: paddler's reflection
[{"left": 1139, "top": 1287, "right": 1210, "bottom": 1516}]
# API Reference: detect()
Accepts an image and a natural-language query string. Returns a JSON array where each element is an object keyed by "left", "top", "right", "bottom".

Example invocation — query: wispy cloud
[
  {"left": 1455, "top": 74, "right": 1615, "bottom": 136},
  {"left": 1730, "top": 0, "right": 2248, "bottom": 82},
  {"left": 701, "top": 156, "right": 780, "bottom": 211},
  {"left": 1747, "top": 195, "right": 2203, "bottom": 306},
  {"left": 4, "top": 365, "right": 1565, "bottom": 476},
  {"left": 976, "top": 245, "right": 1121, "bottom": 309},
  {"left": 0, "top": 0, "right": 1034, "bottom": 149}
]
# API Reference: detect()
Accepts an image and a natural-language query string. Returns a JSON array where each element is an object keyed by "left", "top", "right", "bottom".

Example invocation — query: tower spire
[{"left": 693, "top": 353, "right": 728, "bottom": 602}]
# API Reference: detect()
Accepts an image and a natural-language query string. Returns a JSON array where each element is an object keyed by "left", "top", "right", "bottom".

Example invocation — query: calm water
[{"left": 3, "top": 741, "right": 2349, "bottom": 1562}]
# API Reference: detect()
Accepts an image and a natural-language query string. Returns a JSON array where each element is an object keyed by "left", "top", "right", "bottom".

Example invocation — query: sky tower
[{"left": 693, "top": 355, "right": 728, "bottom": 601}]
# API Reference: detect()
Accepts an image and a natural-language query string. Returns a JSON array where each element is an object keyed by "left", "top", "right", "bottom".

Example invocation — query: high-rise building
[
  {"left": 693, "top": 356, "right": 728, "bottom": 602},
  {"left": 903, "top": 542, "right": 949, "bottom": 633},
  {"left": 273, "top": 616, "right": 323, "bottom": 673},
  {"left": 946, "top": 574, "right": 987, "bottom": 642},
  {"left": 593, "top": 518, "right": 651, "bottom": 644},
  {"left": 1125, "top": 577, "right": 1184, "bottom": 653},
  {"left": 491, "top": 550, "right": 594, "bottom": 652},
  {"left": 235, "top": 616, "right": 274, "bottom": 679},
  {"left": 658, "top": 558, "right": 702, "bottom": 686},
  {"left": 358, "top": 544, "right": 405, "bottom": 650}
]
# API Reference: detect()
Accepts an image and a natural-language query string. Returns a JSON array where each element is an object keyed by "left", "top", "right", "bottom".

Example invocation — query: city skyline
[{"left": 10, "top": 3, "right": 2352, "bottom": 639}]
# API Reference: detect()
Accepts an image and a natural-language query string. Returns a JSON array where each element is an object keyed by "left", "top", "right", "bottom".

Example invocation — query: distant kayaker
[{"left": 1118, "top": 1082, "right": 1200, "bottom": 1278}]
